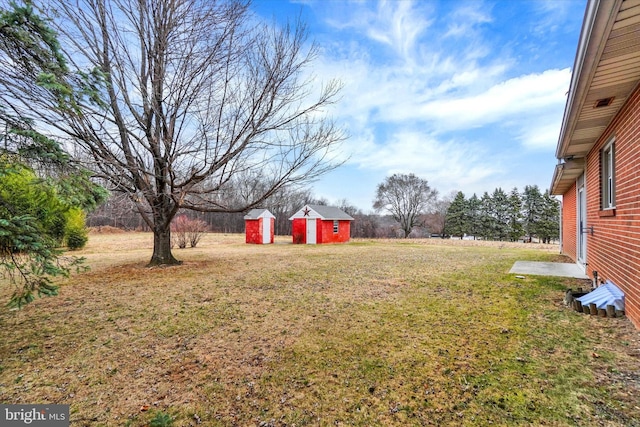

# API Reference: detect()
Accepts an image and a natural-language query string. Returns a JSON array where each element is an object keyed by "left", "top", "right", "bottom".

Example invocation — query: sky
[{"left": 252, "top": 0, "right": 587, "bottom": 212}]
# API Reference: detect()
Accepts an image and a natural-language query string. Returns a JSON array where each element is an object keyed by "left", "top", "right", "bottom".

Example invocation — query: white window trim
[{"left": 601, "top": 137, "right": 616, "bottom": 210}]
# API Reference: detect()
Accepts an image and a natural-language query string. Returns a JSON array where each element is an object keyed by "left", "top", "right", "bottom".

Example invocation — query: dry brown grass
[
  {"left": 0, "top": 233, "right": 638, "bottom": 426},
  {"left": 88, "top": 226, "right": 127, "bottom": 234}
]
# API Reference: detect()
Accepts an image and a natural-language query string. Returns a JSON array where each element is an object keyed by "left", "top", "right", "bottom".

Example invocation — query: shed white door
[
  {"left": 262, "top": 218, "right": 271, "bottom": 244},
  {"left": 306, "top": 218, "right": 316, "bottom": 244}
]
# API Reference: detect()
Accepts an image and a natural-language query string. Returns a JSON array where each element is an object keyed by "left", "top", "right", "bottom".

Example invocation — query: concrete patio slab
[{"left": 509, "top": 261, "right": 590, "bottom": 279}]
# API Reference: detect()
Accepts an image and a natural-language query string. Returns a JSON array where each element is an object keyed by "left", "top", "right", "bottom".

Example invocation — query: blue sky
[{"left": 252, "top": 0, "right": 587, "bottom": 212}]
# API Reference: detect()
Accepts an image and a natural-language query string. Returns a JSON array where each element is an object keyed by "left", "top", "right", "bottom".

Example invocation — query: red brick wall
[
  {"left": 292, "top": 218, "right": 306, "bottom": 244},
  {"left": 561, "top": 183, "right": 578, "bottom": 261},
  {"left": 245, "top": 219, "right": 261, "bottom": 244},
  {"left": 337, "top": 221, "right": 351, "bottom": 243},
  {"left": 318, "top": 220, "right": 351, "bottom": 243},
  {"left": 291, "top": 219, "right": 351, "bottom": 244},
  {"left": 584, "top": 84, "right": 640, "bottom": 329}
]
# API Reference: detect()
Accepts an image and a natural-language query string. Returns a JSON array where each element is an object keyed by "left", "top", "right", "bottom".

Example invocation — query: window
[
  {"left": 601, "top": 139, "right": 615, "bottom": 210},
  {"left": 333, "top": 220, "right": 339, "bottom": 233}
]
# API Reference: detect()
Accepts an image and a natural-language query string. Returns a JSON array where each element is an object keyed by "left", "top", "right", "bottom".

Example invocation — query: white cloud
[
  {"left": 355, "top": 131, "right": 502, "bottom": 195},
  {"left": 516, "top": 112, "right": 564, "bottom": 150},
  {"left": 417, "top": 68, "right": 571, "bottom": 131},
  {"left": 316, "top": 57, "right": 568, "bottom": 142},
  {"left": 284, "top": 0, "right": 581, "bottom": 205},
  {"left": 531, "top": 0, "right": 575, "bottom": 35},
  {"left": 309, "top": 7, "right": 572, "bottom": 137},
  {"left": 323, "top": 0, "right": 433, "bottom": 61},
  {"left": 444, "top": 2, "right": 493, "bottom": 39}
]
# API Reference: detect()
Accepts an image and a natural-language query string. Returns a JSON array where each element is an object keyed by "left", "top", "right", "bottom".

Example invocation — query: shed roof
[
  {"left": 244, "top": 208, "right": 275, "bottom": 220},
  {"left": 551, "top": 0, "right": 640, "bottom": 195},
  {"left": 289, "top": 204, "right": 354, "bottom": 221}
]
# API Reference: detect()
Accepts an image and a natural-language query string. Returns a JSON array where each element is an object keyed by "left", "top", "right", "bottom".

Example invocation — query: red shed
[
  {"left": 289, "top": 204, "right": 353, "bottom": 244},
  {"left": 244, "top": 209, "right": 275, "bottom": 244}
]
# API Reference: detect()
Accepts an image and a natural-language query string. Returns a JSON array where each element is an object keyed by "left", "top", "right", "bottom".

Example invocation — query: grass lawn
[{"left": 1, "top": 232, "right": 639, "bottom": 426}]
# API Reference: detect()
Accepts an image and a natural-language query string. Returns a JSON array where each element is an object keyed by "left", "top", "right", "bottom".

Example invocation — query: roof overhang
[
  {"left": 243, "top": 208, "right": 275, "bottom": 220},
  {"left": 551, "top": 0, "right": 640, "bottom": 194},
  {"left": 550, "top": 158, "right": 586, "bottom": 195},
  {"left": 288, "top": 204, "right": 354, "bottom": 221}
]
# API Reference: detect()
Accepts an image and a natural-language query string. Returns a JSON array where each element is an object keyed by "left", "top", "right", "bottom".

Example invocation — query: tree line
[
  {"left": 87, "top": 187, "right": 383, "bottom": 237},
  {"left": 88, "top": 175, "right": 560, "bottom": 244},
  {"left": 445, "top": 186, "right": 560, "bottom": 243}
]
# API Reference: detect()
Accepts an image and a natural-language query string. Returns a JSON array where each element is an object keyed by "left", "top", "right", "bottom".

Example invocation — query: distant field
[{"left": 1, "top": 233, "right": 639, "bottom": 426}]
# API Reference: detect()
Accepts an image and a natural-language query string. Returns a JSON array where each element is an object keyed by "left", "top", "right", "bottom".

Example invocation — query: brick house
[
  {"left": 550, "top": 0, "right": 640, "bottom": 328},
  {"left": 289, "top": 204, "right": 354, "bottom": 244}
]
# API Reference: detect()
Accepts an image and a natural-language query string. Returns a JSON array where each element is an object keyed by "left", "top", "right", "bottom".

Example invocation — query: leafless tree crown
[
  {"left": 2, "top": 0, "right": 344, "bottom": 221},
  {"left": 373, "top": 173, "right": 438, "bottom": 238},
  {"left": 0, "top": 0, "right": 345, "bottom": 263}
]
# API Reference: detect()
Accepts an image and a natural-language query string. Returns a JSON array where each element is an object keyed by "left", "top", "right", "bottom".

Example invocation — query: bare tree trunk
[
  {"left": 150, "top": 224, "right": 179, "bottom": 265},
  {"left": 148, "top": 194, "right": 180, "bottom": 265}
]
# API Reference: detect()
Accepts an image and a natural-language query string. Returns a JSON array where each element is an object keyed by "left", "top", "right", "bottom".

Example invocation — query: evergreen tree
[
  {"left": 491, "top": 187, "right": 510, "bottom": 241},
  {"left": 0, "top": 158, "right": 98, "bottom": 308},
  {"left": 538, "top": 190, "right": 560, "bottom": 243},
  {"left": 445, "top": 191, "right": 467, "bottom": 238},
  {"left": 467, "top": 193, "right": 481, "bottom": 239},
  {"left": 0, "top": 2, "right": 106, "bottom": 308},
  {"left": 507, "top": 187, "right": 523, "bottom": 242},
  {"left": 522, "top": 185, "right": 544, "bottom": 242},
  {"left": 479, "top": 192, "right": 495, "bottom": 240}
]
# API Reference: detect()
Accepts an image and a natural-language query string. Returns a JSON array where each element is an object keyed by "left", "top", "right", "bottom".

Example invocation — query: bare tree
[
  {"left": 264, "top": 186, "right": 313, "bottom": 236},
  {"left": 373, "top": 173, "right": 438, "bottom": 238},
  {"left": 87, "top": 192, "right": 138, "bottom": 229},
  {"left": 0, "top": 0, "right": 344, "bottom": 265},
  {"left": 423, "top": 191, "right": 455, "bottom": 237}
]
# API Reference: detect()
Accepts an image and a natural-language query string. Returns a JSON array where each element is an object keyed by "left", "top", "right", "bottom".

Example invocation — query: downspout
[{"left": 559, "top": 198, "right": 563, "bottom": 254}]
